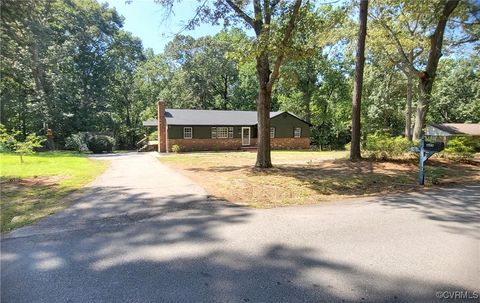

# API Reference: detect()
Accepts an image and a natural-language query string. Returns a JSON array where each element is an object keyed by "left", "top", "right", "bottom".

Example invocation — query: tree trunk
[
  {"left": 255, "top": 53, "right": 272, "bottom": 168},
  {"left": 404, "top": 69, "right": 413, "bottom": 141},
  {"left": 223, "top": 75, "right": 228, "bottom": 110},
  {"left": 412, "top": 0, "right": 459, "bottom": 140},
  {"left": 412, "top": 79, "right": 431, "bottom": 140},
  {"left": 350, "top": 0, "right": 368, "bottom": 161},
  {"left": 125, "top": 103, "right": 134, "bottom": 148},
  {"left": 303, "top": 89, "right": 311, "bottom": 123},
  {"left": 31, "top": 41, "right": 45, "bottom": 97},
  {"left": 224, "top": 0, "right": 301, "bottom": 168},
  {"left": 20, "top": 93, "right": 27, "bottom": 139}
]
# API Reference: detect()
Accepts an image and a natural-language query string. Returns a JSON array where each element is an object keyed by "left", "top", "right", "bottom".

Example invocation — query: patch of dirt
[
  {"left": 0, "top": 176, "right": 66, "bottom": 191},
  {"left": 164, "top": 156, "right": 480, "bottom": 208}
]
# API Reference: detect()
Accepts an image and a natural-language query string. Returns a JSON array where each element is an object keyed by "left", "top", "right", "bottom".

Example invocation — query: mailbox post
[{"left": 418, "top": 137, "right": 444, "bottom": 185}]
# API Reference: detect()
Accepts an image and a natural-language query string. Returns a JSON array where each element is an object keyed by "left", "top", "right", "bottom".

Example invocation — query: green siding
[
  {"left": 270, "top": 113, "right": 310, "bottom": 138},
  {"left": 168, "top": 125, "right": 253, "bottom": 139},
  {"left": 166, "top": 113, "right": 309, "bottom": 139}
]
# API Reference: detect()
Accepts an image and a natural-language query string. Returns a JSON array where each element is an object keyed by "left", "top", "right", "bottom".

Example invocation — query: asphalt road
[{"left": 1, "top": 152, "right": 479, "bottom": 303}]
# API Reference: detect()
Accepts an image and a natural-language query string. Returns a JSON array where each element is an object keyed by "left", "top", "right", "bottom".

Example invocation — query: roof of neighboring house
[
  {"left": 142, "top": 109, "right": 310, "bottom": 126},
  {"left": 427, "top": 123, "right": 480, "bottom": 136}
]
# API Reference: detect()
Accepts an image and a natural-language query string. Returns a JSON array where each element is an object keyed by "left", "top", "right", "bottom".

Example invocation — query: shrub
[
  {"left": 15, "top": 134, "right": 45, "bottom": 163},
  {"left": 463, "top": 136, "right": 480, "bottom": 152},
  {"left": 428, "top": 167, "right": 446, "bottom": 185},
  {"left": 171, "top": 144, "right": 181, "bottom": 153},
  {"left": 469, "top": 137, "right": 480, "bottom": 153},
  {"left": 363, "top": 133, "right": 415, "bottom": 159},
  {"left": 65, "top": 132, "right": 88, "bottom": 152},
  {"left": 442, "top": 137, "right": 475, "bottom": 160},
  {"left": 0, "top": 124, "right": 45, "bottom": 162},
  {"left": 148, "top": 131, "right": 158, "bottom": 141},
  {"left": 0, "top": 124, "right": 16, "bottom": 152},
  {"left": 87, "top": 135, "right": 115, "bottom": 154}
]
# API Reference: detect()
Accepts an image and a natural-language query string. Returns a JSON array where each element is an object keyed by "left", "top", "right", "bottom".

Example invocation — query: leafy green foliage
[
  {"left": 159, "top": 30, "right": 253, "bottom": 111},
  {"left": 171, "top": 144, "right": 181, "bottom": 153},
  {"left": 362, "top": 64, "right": 406, "bottom": 136},
  {"left": 442, "top": 137, "right": 477, "bottom": 160},
  {"left": 363, "top": 133, "right": 415, "bottom": 159},
  {"left": 429, "top": 57, "right": 480, "bottom": 124},
  {"left": 1, "top": 0, "right": 144, "bottom": 149},
  {"left": 276, "top": 40, "right": 352, "bottom": 150},
  {"left": 1, "top": 0, "right": 478, "bottom": 154},
  {"left": 15, "top": 134, "right": 45, "bottom": 163},
  {"left": 148, "top": 131, "right": 158, "bottom": 141},
  {"left": 86, "top": 136, "right": 115, "bottom": 154},
  {"left": 427, "top": 167, "right": 446, "bottom": 185},
  {"left": 0, "top": 125, "right": 45, "bottom": 163},
  {"left": 65, "top": 133, "right": 89, "bottom": 153},
  {"left": 0, "top": 125, "right": 17, "bottom": 152},
  {"left": 367, "top": 0, "right": 479, "bottom": 140}
]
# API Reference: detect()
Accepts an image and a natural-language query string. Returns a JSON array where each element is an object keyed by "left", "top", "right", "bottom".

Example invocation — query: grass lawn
[
  {"left": 160, "top": 151, "right": 480, "bottom": 208},
  {"left": 0, "top": 152, "right": 109, "bottom": 233}
]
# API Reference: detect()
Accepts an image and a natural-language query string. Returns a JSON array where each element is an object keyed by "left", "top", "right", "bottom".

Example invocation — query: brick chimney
[{"left": 157, "top": 100, "right": 167, "bottom": 152}]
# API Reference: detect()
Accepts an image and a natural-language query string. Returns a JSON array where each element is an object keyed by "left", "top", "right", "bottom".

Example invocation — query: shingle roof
[
  {"left": 429, "top": 123, "right": 480, "bottom": 136},
  {"left": 143, "top": 109, "right": 285, "bottom": 126}
]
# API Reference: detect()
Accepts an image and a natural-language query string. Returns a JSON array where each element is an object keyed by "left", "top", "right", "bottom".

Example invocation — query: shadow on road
[
  {"left": 1, "top": 184, "right": 479, "bottom": 302},
  {"left": 378, "top": 184, "right": 480, "bottom": 239}
]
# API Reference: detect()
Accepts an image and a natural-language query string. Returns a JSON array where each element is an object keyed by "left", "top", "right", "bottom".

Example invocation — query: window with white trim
[
  {"left": 217, "top": 127, "right": 229, "bottom": 138},
  {"left": 294, "top": 127, "right": 301, "bottom": 138},
  {"left": 270, "top": 127, "right": 275, "bottom": 138},
  {"left": 183, "top": 127, "right": 192, "bottom": 139},
  {"left": 212, "top": 127, "right": 234, "bottom": 139}
]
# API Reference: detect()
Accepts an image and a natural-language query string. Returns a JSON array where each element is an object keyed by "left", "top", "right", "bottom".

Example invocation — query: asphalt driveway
[{"left": 1, "top": 152, "right": 479, "bottom": 303}]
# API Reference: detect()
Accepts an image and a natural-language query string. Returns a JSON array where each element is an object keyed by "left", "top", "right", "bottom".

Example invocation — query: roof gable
[
  {"left": 427, "top": 123, "right": 480, "bottom": 136},
  {"left": 271, "top": 111, "right": 312, "bottom": 126}
]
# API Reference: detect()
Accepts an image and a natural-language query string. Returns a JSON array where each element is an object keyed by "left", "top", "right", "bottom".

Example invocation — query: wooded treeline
[{"left": 1, "top": 0, "right": 479, "bottom": 150}]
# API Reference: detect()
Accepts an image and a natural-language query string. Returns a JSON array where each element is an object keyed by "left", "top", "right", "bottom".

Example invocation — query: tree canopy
[{"left": 1, "top": 0, "right": 478, "bottom": 152}]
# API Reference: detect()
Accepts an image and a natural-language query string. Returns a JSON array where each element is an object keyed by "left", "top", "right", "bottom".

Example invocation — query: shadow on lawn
[
  {"left": 0, "top": 178, "right": 77, "bottom": 233},
  {"left": 181, "top": 160, "right": 480, "bottom": 238},
  {"left": 184, "top": 158, "right": 480, "bottom": 195},
  {"left": 2, "top": 185, "right": 476, "bottom": 302},
  {"left": 185, "top": 160, "right": 419, "bottom": 195}
]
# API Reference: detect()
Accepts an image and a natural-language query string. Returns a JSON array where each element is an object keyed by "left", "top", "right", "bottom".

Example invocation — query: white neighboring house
[{"left": 425, "top": 123, "right": 480, "bottom": 142}]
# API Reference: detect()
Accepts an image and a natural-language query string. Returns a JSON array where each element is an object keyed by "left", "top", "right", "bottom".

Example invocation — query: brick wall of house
[
  {"left": 168, "top": 138, "right": 244, "bottom": 152},
  {"left": 271, "top": 138, "right": 310, "bottom": 149},
  {"left": 167, "top": 137, "right": 309, "bottom": 152}
]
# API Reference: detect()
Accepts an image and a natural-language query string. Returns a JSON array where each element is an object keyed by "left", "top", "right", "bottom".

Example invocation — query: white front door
[{"left": 241, "top": 127, "right": 250, "bottom": 146}]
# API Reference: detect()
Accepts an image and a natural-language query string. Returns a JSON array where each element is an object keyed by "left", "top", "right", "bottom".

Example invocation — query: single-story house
[
  {"left": 425, "top": 123, "right": 480, "bottom": 142},
  {"left": 142, "top": 101, "right": 311, "bottom": 152}
]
